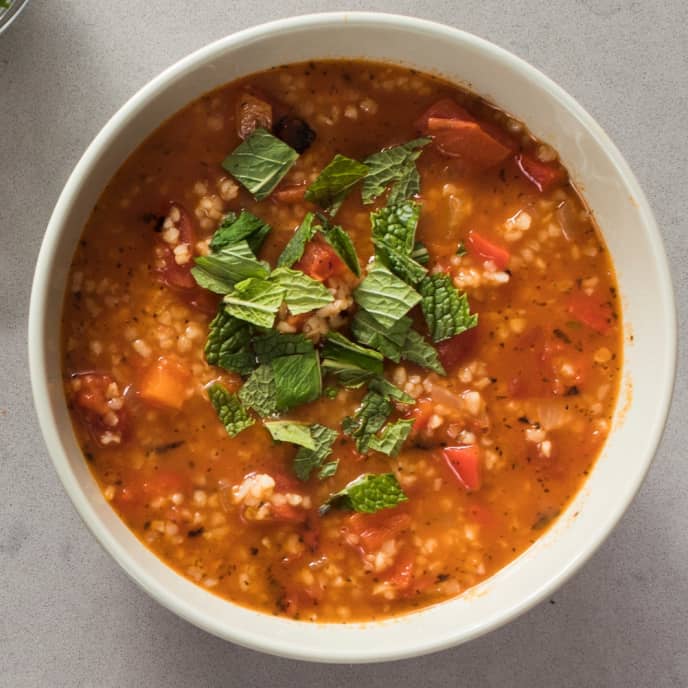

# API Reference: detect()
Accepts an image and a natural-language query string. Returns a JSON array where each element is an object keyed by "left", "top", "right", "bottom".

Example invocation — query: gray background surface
[{"left": 1, "top": 1, "right": 686, "bottom": 686}]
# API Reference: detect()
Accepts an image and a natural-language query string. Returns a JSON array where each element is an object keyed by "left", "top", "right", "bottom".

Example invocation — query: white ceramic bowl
[{"left": 29, "top": 13, "right": 676, "bottom": 663}]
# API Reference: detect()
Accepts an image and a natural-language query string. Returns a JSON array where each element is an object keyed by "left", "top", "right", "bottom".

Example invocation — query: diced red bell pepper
[
  {"left": 294, "top": 238, "right": 346, "bottom": 281},
  {"left": 516, "top": 153, "right": 567, "bottom": 192},
  {"left": 466, "top": 230, "right": 510, "bottom": 269},
  {"left": 442, "top": 445, "right": 482, "bottom": 491},
  {"left": 567, "top": 291, "right": 613, "bottom": 334}
]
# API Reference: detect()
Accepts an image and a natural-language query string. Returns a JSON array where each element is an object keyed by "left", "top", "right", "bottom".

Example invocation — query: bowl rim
[{"left": 28, "top": 11, "right": 677, "bottom": 663}]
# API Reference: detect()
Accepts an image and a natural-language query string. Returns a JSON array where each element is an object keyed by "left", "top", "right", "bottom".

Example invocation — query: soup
[{"left": 62, "top": 60, "right": 621, "bottom": 622}]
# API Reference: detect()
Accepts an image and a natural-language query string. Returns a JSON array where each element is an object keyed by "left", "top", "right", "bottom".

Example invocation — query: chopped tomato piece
[
  {"left": 408, "top": 398, "right": 436, "bottom": 434},
  {"left": 344, "top": 511, "right": 412, "bottom": 554},
  {"left": 466, "top": 230, "right": 510, "bottom": 269},
  {"left": 415, "top": 98, "right": 474, "bottom": 131},
  {"left": 385, "top": 554, "right": 415, "bottom": 591},
  {"left": 138, "top": 356, "right": 191, "bottom": 410},
  {"left": 436, "top": 327, "right": 478, "bottom": 372},
  {"left": 181, "top": 287, "right": 220, "bottom": 315},
  {"left": 427, "top": 118, "right": 512, "bottom": 167},
  {"left": 442, "top": 445, "right": 482, "bottom": 491},
  {"left": 293, "top": 239, "right": 345, "bottom": 281},
  {"left": 142, "top": 470, "right": 188, "bottom": 499},
  {"left": 567, "top": 291, "right": 613, "bottom": 334},
  {"left": 71, "top": 372, "right": 128, "bottom": 445},
  {"left": 272, "top": 185, "right": 308, "bottom": 204},
  {"left": 155, "top": 204, "right": 198, "bottom": 290},
  {"left": 516, "top": 153, "right": 566, "bottom": 192},
  {"left": 271, "top": 502, "right": 309, "bottom": 523}
]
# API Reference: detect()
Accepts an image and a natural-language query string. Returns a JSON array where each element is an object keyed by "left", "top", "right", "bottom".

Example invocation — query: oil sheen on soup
[{"left": 62, "top": 60, "right": 621, "bottom": 622}]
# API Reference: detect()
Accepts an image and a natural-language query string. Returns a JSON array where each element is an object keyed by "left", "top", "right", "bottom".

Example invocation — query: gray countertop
[{"left": 1, "top": 1, "right": 686, "bottom": 686}]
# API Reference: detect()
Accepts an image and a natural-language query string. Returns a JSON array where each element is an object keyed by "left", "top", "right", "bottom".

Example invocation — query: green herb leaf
[
  {"left": 351, "top": 310, "right": 411, "bottom": 362},
  {"left": 401, "top": 329, "right": 446, "bottom": 375},
  {"left": 191, "top": 241, "right": 269, "bottom": 294},
  {"left": 369, "top": 377, "right": 414, "bottom": 405},
  {"left": 319, "top": 217, "right": 361, "bottom": 277},
  {"left": 238, "top": 364, "right": 279, "bottom": 417},
  {"left": 318, "top": 460, "right": 340, "bottom": 480},
  {"left": 321, "top": 332, "right": 384, "bottom": 387},
  {"left": 353, "top": 261, "right": 421, "bottom": 329},
  {"left": 277, "top": 213, "right": 317, "bottom": 268},
  {"left": 321, "top": 473, "right": 407, "bottom": 514},
  {"left": 368, "top": 419, "right": 414, "bottom": 457},
  {"left": 305, "top": 154, "right": 368, "bottom": 214},
  {"left": 293, "top": 424, "right": 339, "bottom": 481},
  {"left": 371, "top": 199, "right": 420, "bottom": 255},
  {"left": 207, "top": 383, "right": 254, "bottom": 437},
  {"left": 342, "top": 391, "right": 392, "bottom": 453},
  {"left": 224, "top": 277, "right": 285, "bottom": 328},
  {"left": 253, "top": 331, "right": 314, "bottom": 364},
  {"left": 222, "top": 128, "right": 299, "bottom": 201},
  {"left": 205, "top": 308, "right": 255, "bottom": 375},
  {"left": 272, "top": 351, "right": 322, "bottom": 411},
  {"left": 264, "top": 420, "right": 316, "bottom": 449},
  {"left": 412, "top": 241, "right": 430, "bottom": 265},
  {"left": 362, "top": 138, "right": 430, "bottom": 205},
  {"left": 419, "top": 273, "right": 478, "bottom": 342},
  {"left": 269, "top": 266, "right": 334, "bottom": 315},
  {"left": 456, "top": 241, "right": 467, "bottom": 257},
  {"left": 370, "top": 200, "right": 427, "bottom": 284},
  {"left": 210, "top": 210, "right": 271, "bottom": 254}
]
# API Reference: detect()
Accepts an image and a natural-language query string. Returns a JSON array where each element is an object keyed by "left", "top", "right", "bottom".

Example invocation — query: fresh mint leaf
[
  {"left": 293, "top": 424, "right": 338, "bottom": 481},
  {"left": 305, "top": 154, "right": 368, "bottom": 214},
  {"left": 224, "top": 277, "right": 285, "bottom": 328},
  {"left": 191, "top": 241, "right": 269, "bottom": 294},
  {"left": 362, "top": 138, "right": 430, "bottom": 205},
  {"left": 419, "top": 273, "right": 478, "bottom": 342},
  {"left": 371, "top": 200, "right": 427, "bottom": 284},
  {"left": 401, "top": 329, "right": 446, "bottom": 375},
  {"left": 205, "top": 308, "right": 255, "bottom": 375},
  {"left": 322, "top": 332, "right": 384, "bottom": 373},
  {"left": 207, "top": 383, "right": 254, "bottom": 437},
  {"left": 319, "top": 217, "right": 361, "bottom": 277},
  {"left": 321, "top": 473, "right": 407, "bottom": 514},
  {"left": 277, "top": 212, "right": 317, "bottom": 267},
  {"left": 371, "top": 200, "right": 420, "bottom": 255},
  {"left": 222, "top": 128, "right": 299, "bottom": 201},
  {"left": 238, "top": 364, "right": 279, "bottom": 417},
  {"left": 264, "top": 420, "right": 316, "bottom": 449},
  {"left": 368, "top": 420, "right": 414, "bottom": 457},
  {"left": 269, "top": 266, "right": 333, "bottom": 315},
  {"left": 210, "top": 210, "right": 271, "bottom": 254},
  {"left": 353, "top": 261, "right": 421, "bottom": 329},
  {"left": 412, "top": 241, "right": 430, "bottom": 265},
  {"left": 351, "top": 310, "right": 411, "bottom": 363},
  {"left": 342, "top": 391, "right": 392, "bottom": 453},
  {"left": 318, "top": 460, "right": 340, "bottom": 480},
  {"left": 369, "top": 377, "right": 414, "bottom": 405},
  {"left": 272, "top": 351, "right": 322, "bottom": 411},
  {"left": 253, "top": 331, "right": 313, "bottom": 364}
]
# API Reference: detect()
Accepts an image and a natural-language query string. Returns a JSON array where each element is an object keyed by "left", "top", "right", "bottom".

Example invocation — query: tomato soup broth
[{"left": 62, "top": 61, "right": 621, "bottom": 622}]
